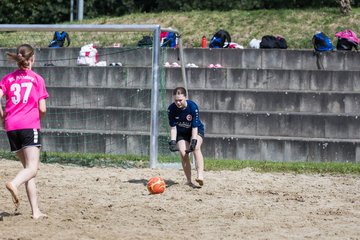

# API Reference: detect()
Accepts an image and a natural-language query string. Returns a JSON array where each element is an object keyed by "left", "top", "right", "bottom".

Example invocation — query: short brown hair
[{"left": 172, "top": 87, "right": 187, "bottom": 96}]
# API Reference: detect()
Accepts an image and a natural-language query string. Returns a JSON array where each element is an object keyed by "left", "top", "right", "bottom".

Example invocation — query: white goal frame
[{"left": 0, "top": 24, "right": 186, "bottom": 168}]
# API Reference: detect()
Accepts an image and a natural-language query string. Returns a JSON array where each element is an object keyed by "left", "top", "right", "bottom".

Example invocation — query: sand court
[{"left": 1, "top": 159, "right": 359, "bottom": 240}]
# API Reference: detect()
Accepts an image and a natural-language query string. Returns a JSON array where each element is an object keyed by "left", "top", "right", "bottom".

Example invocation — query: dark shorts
[
  {"left": 176, "top": 132, "right": 204, "bottom": 143},
  {"left": 6, "top": 129, "right": 42, "bottom": 152}
]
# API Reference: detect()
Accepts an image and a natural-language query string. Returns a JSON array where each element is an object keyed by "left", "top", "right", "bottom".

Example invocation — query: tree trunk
[{"left": 338, "top": 0, "right": 352, "bottom": 15}]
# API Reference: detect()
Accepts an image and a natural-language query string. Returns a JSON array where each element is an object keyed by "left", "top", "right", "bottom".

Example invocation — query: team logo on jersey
[{"left": 186, "top": 114, "right": 192, "bottom": 121}]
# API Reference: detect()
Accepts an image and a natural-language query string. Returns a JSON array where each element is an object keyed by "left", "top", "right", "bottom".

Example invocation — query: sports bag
[
  {"left": 209, "top": 29, "right": 231, "bottom": 48},
  {"left": 77, "top": 44, "right": 98, "bottom": 66},
  {"left": 161, "top": 32, "right": 178, "bottom": 48},
  {"left": 335, "top": 29, "right": 359, "bottom": 51},
  {"left": 49, "top": 31, "right": 71, "bottom": 48},
  {"left": 138, "top": 35, "right": 153, "bottom": 47},
  {"left": 260, "top": 35, "right": 287, "bottom": 49},
  {"left": 312, "top": 32, "right": 333, "bottom": 52}
]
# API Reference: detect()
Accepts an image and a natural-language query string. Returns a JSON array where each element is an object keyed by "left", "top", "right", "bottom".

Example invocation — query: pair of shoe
[
  {"left": 95, "top": 61, "right": 107, "bottom": 67},
  {"left": 109, "top": 62, "right": 122, "bottom": 66},
  {"left": 186, "top": 63, "right": 199, "bottom": 68},
  {"left": 164, "top": 62, "right": 181, "bottom": 68},
  {"left": 208, "top": 64, "right": 223, "bottom": 68}
]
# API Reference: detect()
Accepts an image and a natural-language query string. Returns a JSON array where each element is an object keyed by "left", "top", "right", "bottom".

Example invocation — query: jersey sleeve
[
  {"left": 190, "top": 102, "right": 201, "bottom": 128},
  {"left": 167, "top": 104, "right": 176, "bottom": 127},
  {"left": 37, "top": 76, "right": 49, "bottom": 100}
]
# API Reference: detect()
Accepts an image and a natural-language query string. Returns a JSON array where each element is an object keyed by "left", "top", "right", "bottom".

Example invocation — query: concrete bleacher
[{"left": 0, "top": 47, "right": 360, "bottom": 162}]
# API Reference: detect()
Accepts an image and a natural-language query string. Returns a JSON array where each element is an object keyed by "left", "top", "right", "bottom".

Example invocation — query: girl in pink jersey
[{"left": 0, "top": 44, "right": 48, "bottom": 219}]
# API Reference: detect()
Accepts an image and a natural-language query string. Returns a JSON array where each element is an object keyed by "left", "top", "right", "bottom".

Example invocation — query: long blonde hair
[{"left": 6, "top": 44, "right": 35, "bottom": 70}]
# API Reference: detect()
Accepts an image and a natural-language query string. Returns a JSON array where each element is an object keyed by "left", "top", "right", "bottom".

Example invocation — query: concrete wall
[
  {"left": 1, "top": 47, "right": 360, "bottom": 162},
  {"left": 1, "top": 47, "right": 360, "bottom": 70}
]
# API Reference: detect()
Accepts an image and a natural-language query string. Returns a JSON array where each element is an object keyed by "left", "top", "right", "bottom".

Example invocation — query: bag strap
[
  {"left": 61, "top": 32, "right": 71, "bottom": 47},
  {"left": 223, "top": 30, "right": 231, "bottom": 48}
]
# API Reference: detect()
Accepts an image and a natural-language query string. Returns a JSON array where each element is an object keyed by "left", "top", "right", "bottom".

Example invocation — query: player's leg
[
  {"left": 177, "top": 139, "right": 192, "bottom": 184},
  {"left": 11, "top": 147, "right": 39, "bottom": 187},
  {"left": 11, "top": 146, "right": 45, "bottom": 218},
  {"left": 193, "top": 135, "right": 204, "bottom": 186},
  {"left": 5, "top": 150, "right": 27, "bottom": 209},
  {"left": 22, "top": 146, "right": 45, "bottom": 219}
]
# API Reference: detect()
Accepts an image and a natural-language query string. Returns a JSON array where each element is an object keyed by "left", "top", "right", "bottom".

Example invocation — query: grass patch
[
  {"left": 205, "top": 159, "right": 360, "bottom": 175},
  {"left": 0, "top": 151, "right": 148, "bottom": 168},
  {"left": 1, "top": 8, "right": 360, "bottom": 48},
  {"left": 0, "top": 151, "right": 359, "bottom": 175}
]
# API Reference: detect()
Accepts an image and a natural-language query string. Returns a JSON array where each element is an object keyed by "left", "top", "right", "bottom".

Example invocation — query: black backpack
[
  {"left": 209, "top": 29, "right": 231, "bottom": 48},
  {"left": 49, "top": 31, "right": 71, "bottom": 48},
  {"left": 137, "top": 35, "right": 153, "bottom": 47},
  {"left": 260, "top": 35, "right": 288, "bottom": 49},
  {"left": 336, "top": 38, "right": 358, "bottom": 50}
]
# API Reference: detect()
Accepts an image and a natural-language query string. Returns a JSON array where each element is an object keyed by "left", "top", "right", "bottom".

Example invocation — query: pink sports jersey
[{"left": 0, "top": 69, "right": 49, "bottom": 131}]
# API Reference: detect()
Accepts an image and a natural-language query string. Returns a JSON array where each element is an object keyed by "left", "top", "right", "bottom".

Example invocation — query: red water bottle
[{"left": 202, "top": 35, "right": 207, "bottom": 48}]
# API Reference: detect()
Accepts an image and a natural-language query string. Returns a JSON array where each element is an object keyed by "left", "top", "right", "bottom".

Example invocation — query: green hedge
[{"left": 0, "top": 0, "right": 358, "bottom": 24}]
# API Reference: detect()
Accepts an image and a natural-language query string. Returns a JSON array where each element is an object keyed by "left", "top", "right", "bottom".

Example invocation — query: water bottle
[{"left": 202, "top": 35, "right": 207, "bottom": 48}]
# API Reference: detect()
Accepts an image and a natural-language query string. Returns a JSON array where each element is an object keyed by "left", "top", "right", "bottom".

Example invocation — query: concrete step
[
  {"left": 1, "top": 48, "right": 359, "bottom": 70},
  {"left": 46, "top": 86, "right": 360, "bottom": 114},
  {"left": 1, "top": 129, "right": 358, "bottom": 162},
  {"left": 1, "top": 66, "right": 359, "bottom": 93},
  {"left": 176, "top": 48, "right": 360, "bottom": 71},
  {"left": 46, "top": 87, "right": 151, "bottom": 109},
  {"left": 44, "top": 106, "right": 360, "bottom": 139}
]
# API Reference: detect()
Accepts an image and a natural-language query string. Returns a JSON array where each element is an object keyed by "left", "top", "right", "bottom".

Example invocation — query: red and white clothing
[{"left": 0, "top": 69, "right": 48, "bottom": 131}]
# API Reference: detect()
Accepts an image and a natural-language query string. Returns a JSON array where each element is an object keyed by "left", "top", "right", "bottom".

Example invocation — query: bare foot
[
  {"left": 5, "top": 182, "right": 20, "bottom": 209},
  {"left": 32, "top": 212, "right": 48, "bottom": 220},
  {"left": 195, "top": 178, "right": 204, "bottom": 186}
]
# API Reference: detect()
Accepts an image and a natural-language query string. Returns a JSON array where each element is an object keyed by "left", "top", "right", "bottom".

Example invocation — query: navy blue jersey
[{"left": 167, "top": 100, "right": 205, "bottom": 137}]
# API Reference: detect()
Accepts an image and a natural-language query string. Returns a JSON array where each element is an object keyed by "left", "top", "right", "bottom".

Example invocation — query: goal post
[{"left": 0, "top": 24, "right": 186, "bottom": 168}]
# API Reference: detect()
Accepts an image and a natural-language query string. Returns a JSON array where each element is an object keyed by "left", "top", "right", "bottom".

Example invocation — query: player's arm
[
  {"left": 187, "top": 103, "right": 200, "bottom": 152},
  {"left": 168, "top": 126, "right": 178, "bottom": 152},
  {"left": 0, "top": 89, "right": 4, "bottom": 129},
  {"left": 170, "top": 126, "right": 177, "bottom": 141},
  {"left": 191, "top": 127, "right": 198, "bottom": 140},
  {"left": 39, "top": 99, "right": 47, "bottom": 119},
  {"left": 167, "top": 106, "right": 178, "bottom": 151},
  {"left": 185, "top": 127, "right": 198, "bottom": 153}
]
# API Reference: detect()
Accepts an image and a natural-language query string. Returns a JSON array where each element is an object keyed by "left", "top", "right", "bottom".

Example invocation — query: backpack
[
  {"left": 209, "top": 29, "right": 231, "bottom": 48},
  {"left": 335, "top": 29, "right": 359, "bottom": 51},
  {"left": 49, "top": 31, "right": 71, "bottom": 48},
  {"left": 260, "top": 35, "right": 288, "bottom": 49},
  {"left": 312, "top": 32, "right": 333, "bottom": 52},
  {"left": 161, "top": 32, "right": 177, "bottom": 48},
  {"left": 137, "top": 35, "right": 153, "bottom": 47},
  {"left": 76, "top": 44, "right": 98, "bottom": 66}
]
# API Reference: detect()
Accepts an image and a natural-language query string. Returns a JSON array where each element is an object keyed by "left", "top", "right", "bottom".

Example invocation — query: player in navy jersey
[{"left": 167, "top": 87, "right": 205, "bottom": 187}]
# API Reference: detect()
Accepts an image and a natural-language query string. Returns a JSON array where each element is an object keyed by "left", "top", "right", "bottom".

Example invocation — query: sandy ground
[{"left": 0, "top": 158, "right": 359, "bottom": 240}]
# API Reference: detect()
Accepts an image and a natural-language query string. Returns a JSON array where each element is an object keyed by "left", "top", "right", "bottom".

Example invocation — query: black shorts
[
  {"left": 176, "top": 132, "right": 204, "bottom": 143},
  {"left": 6, "top": 129, "right": 42, "bottom": 152}
]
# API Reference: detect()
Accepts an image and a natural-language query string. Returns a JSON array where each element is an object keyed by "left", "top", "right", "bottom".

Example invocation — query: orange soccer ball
[{"left": 147, "top": 176, "right": 166, "bottom": 194}]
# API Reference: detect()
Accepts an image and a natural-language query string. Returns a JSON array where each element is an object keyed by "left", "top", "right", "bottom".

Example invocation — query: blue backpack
[
  {"left": 312, "top": 32, "right": 333, "bottom": 52},
  {"left": 49, "top": 31, "right": 71, "bottom": 48},
  {"left": 161, "top": 32, "right": 177, "bottom": 48},
  {"left": 209, "top": 29, "right": 231, "bottom": 48}
]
